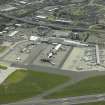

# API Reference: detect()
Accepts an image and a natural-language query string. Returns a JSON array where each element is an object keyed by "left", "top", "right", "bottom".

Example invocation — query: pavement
[
  {"left": 0, "top": 67, "right": 16, "bottom": 84},
  {"left": 0, "top": 40, "right": 28, "bottom": 59},
  {"left": 3, "top": 93, "right": 105, "bottom": 105},
  {"left": 24, "top": 43, "right": 47, "bottom": 65}
]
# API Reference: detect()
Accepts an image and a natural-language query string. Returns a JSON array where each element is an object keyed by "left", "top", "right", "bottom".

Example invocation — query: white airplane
[
  {"left": 16, "top": 57, "right": 21, "bottom": 61},
  {"left": 48, "top": 52, "right": 53, "bottom": 58},
  {"left": 54, "top": 44, "right": 62, "bottom": 51},
  {"left": 47, "top": 44, "right": 63, "bottom": 58}
]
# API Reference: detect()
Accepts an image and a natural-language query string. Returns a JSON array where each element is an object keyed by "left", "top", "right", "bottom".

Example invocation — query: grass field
[
  {"left": 0, "top": 64, "right": 8, "bottom": 70},
  {"left": 45, "top": 75, "right": 105, "bottom": 99},
  {"left": 0, "top": 46, "right": 7, "bottom": 53},
  {"left": 0, "top": 69, "right": 70, "bottom": 104},
  {"left": 79, "top": 101, "right": 105, "bottom": 105}
]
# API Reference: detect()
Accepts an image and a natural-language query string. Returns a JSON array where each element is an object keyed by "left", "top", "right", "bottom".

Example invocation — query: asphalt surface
[
  {"left": 0, "top": 40, "right": 28, "bottom": 60},
  {"left": 3, "top": 93, "right": 105, "bottom": 105},
  {"left": 24, "top": 43, "right": 47, "bottom": 65}
]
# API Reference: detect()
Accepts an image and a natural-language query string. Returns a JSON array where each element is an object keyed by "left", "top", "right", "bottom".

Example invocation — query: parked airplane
[
  {"left": 47, "top": 44, "right": 63, "bottom": 58},
  {"left": 16, "top": 57, "right": 21, "bottom": 61}
]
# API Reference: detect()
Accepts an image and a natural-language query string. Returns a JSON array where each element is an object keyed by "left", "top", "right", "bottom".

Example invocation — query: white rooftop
[
  {"left": 8, "top": 31, "right": 19, "bottom": 37},
  {"left": 1, "top": 6, "right": 17, "bottom": 12},
  {"left": 36, "top": 15, "right": 47, "bottom": 19},
  {"left": 30, "top": 36, "right": 39, "bottom": 41}
]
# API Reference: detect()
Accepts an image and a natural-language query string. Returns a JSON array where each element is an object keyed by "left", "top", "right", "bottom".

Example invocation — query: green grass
[
  {"left": 0, "top": 64, "right": 8, "bottom": 70},
  {"left": 47, "top": 15, "right": 56, "bottom": 21},
  {"left": 45, "top": 75, "right": 105, "bottom": 99},
  {"left": 78, "top": 101, "right": 105, "bottom": 105},
  {"left": 0, "top": 46, "right": 7, "bottom": 53},
  {"left": 0, "top": 70, "right": 70, "bottom": 104}
]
